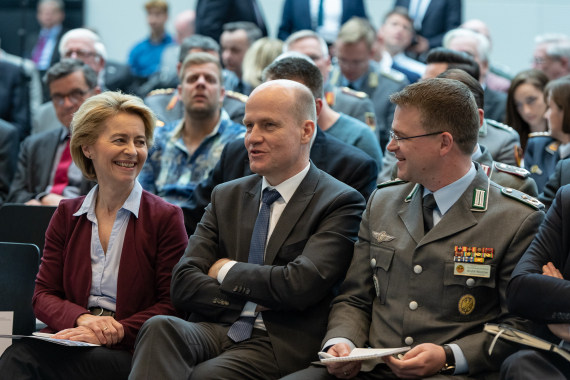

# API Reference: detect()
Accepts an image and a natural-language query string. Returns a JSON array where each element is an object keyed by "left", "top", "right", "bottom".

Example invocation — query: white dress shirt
[
  {"left": 408, "top": 0, "right": 432, "bottom": 31},
  {"left": 310, "top": 0, "right": 342, "bottom": 43},
  {"left": 217, "top": 163, "right": 311, "bottom": 330}
]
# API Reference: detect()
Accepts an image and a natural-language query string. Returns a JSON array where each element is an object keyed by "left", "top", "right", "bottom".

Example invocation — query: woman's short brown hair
[
  {"left": 505, "top": 69, "right": 549, "bottom": 151},
  {"left": 545, "top": 77, "right": 570, "bottom": 135},
  {"left": 70, "top": 92, "right": 156, "bottom": 181}
]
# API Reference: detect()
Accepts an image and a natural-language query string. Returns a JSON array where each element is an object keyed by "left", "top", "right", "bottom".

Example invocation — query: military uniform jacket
[
  {"left": 329, "top": 63, "right": 408, "bottom": 149},
  {"left": 478, "top": 119, "right": 521, "bottom": 166},
  {"left": 524, "top": 135, "right": 561, "bottom": 194},
  {"left": 323, "top": 83, "right": 376, "bottom": 127},
  {"left": 324, "top": 166, "right": 544, "bottom": 377}
]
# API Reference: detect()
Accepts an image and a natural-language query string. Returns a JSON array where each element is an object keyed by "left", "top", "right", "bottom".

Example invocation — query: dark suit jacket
[
  {"left": 104, "top": 60, "right": 134, "bottom": 94},
  {"left": 33, "top": 191, "right": 188, "bottom": 349},
  {"left": 538, "top": 158, "right": 570, "bottom": 211},
  {"left": 0, "top": 121, "right": 20, "bottom": 205},
  {"left": 277, "top": 0, "right": 367, "bottom": 41},
  {"left": 0, "top": 61, "right": 30, "bottom": 141},
  {"left": 394, "top": 0, "right": 461, "bottom": 48},
  {"left": 195, "top": 0, "right": 268, "bottom": 42},
  {"left": 524, "top": 136, "right": 560, "bottom": 194},
  {"left": 508, "top": 184, "right": 570, "bottom": 342},
  {"left": 484, "top": 86, "right": 507, "bottom": 124},
  {"left": 7, "top": 128, "right": 96, "bottom": 204},
  {"left": 182, "top": 128, "right": 378, "bottom": 235},
  {"left": 172, "top": 163, "right": 365, "bottom": 376}
]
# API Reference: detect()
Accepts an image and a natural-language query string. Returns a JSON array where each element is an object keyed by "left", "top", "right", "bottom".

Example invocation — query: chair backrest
[
  {"left": 0, "top": 242, "right": 40, "bottom": 336},
  {"left": 0, "top": 204, "right": 57, "bottom": 256}
]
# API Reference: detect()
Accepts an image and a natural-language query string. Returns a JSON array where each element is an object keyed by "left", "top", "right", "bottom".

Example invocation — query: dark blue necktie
[{"left": 227, "top": 188, "right": 282, "bottom": 342}]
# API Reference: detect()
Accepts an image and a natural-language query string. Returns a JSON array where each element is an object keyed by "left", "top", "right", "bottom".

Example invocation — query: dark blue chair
[{"left": 0, "top": 204, "right": 56, "bottom": 256}]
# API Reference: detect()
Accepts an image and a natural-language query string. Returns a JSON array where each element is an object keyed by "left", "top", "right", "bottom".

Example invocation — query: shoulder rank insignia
[
  {"left": 501, "top": 187, "right": 544, "bottom": 210},
  {"left": 530, "top": 165, "right": 543, "bottom": 175},
  {"left": 486, "top": 119, "right": 516, "bottom": 133},
  {"left": 379, "top": 67, "right": 406, "bottom": 83},
  {"left": 340, "top": 87, "right": 368, "bottom": 99},
  {"left": 493, "top": 162, "right": 530, "bottom": 179},
  {"left": 226, "top": 90, "right": 248, "bottom": 103},
  {"left": 546, "top": 141, "right": 560, "bottom": 154},
  {"left": 377, "top": 178, "right": 408, "bottom": 189},
  {"left": 528, "top": 131, "right": 551, "bottom": 138},
  {"left": 147, "top": 88, "right": 175, "bottom": 97}
]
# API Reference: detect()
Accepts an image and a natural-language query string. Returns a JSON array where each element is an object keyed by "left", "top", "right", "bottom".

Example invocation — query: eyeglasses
[
  {"left": 63, "top": 50, "right": 99, "bottom": 60},
  {"left": 52, "top": 89, "right": 91, "bottom": 106},
  {"left": 337, "top": 57, "right": 369, "bottom": 68},
  {"left": 390, "top": 130, "right": 444, "bottom": 146}
]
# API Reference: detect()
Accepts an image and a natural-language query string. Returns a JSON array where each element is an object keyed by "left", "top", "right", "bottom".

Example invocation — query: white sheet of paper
[{"left": 0, "top": 312, "right": 14, "bottom": 355}]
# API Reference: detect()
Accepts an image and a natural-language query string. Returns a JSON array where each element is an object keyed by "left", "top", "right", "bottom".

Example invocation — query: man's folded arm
[{"left": 220, "top": 189, "right": 365, "bottom": 311}]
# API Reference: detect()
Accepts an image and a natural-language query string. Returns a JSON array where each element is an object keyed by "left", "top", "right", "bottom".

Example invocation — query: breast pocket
[
  {"left": 370, "top": 244, "right": 395, "bottom": 305},
  {"left": 441, "top": 261, "right": 498, "bottom": 322}
]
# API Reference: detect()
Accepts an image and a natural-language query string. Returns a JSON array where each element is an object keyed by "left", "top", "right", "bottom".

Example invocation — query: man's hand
[
  {"left": 40, "top": 193, "right": 65, "bottom": 206},
  {"left": 324, "top": 343, "right": 361, "bottom": 379},
  {"left": 208, "top": 258, "right": 231, "bottom": 279},
  {"left": 75, "top": 314, "right": 124, "bottom": 348},
  {"left": 543, "top": 262, "right": 564, "bottom": 279},
  {"left": 52, "top": 326, "right": 103, "bottom": 345},
  {"left": 408, "top": 35, "right": 429, "bottom": 55},
  {"left": 382, "top": 343, "right": 446, "bottom": 379},
  {"left": 25, "top": 199, "right": 42, "bottom": 206}
]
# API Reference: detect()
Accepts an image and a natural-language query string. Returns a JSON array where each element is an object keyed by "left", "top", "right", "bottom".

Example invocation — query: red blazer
[{"left": 32, "top": 190, "right": 188, "bottom": 350}]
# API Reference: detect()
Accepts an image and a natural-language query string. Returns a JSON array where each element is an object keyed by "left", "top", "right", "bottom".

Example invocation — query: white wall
[{"left": 86, "top": 0, "right": 570, "bottom": 75}]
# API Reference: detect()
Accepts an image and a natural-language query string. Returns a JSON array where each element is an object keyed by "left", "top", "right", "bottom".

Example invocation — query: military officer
[
  {"left": 524, "top": 133, "right": 562, "bottom": 193},
  {"left": 331, "top": 18, "right": 408, "bottom": 150},
  {"left": 283, "top": 78, "right": 544, "bottom": 380},
  {"left": 478, "top": 119, "right": 521, "bottom": 166}
]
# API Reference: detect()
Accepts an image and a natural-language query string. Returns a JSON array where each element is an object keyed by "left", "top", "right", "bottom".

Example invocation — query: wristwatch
[{"left": 439, "top": 345, "right": 456, "bottom": 375}]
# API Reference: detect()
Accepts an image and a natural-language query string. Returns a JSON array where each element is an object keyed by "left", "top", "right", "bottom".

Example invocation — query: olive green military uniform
[
  {"left": 478, "top": 119, "right": 521, "bottom": 166},
  {"left": 143, "top": 89, "right": 247, "bottom": 125},
  {"left": 323, "top": 83, "right": 377, "bottom": 130}
]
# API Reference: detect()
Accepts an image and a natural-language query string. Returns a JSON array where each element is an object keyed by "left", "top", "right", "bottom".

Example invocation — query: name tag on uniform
[{"left": 454, "top": 263, "right": 491, "bottom": 278}]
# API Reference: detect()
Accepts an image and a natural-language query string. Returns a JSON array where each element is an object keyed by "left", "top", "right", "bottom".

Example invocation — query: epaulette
[
  {"left": 340, "top": 87, "right": 368, "bottom": 99},
  {"left": 528, "top": 131, "right": 551, "bottom": 138},
  {"left": 226, "top": 90, "right": 248, "bottom": 103},
  {"left": 147, "top": 88, "right": 175, "bottom": 97},
  {"left": 379, "top": 67, "right": 406, "bottom": 83},
  {"left": 493, "top": 162, "right": 530, "bottom": 179},
  {"left": 486, "top": 119, "right": 516, "bottom": 133},
  {"left": 501, "top": 187, "right": 544, "bottom": 210},
  {"left": 377, "top": 178, "right": 408, "bottom": 189}
]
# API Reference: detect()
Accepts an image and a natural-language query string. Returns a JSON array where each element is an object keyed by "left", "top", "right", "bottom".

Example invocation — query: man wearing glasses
[
  {"left": 328, "top": 17, "right": 408, "bottom": 150},
  {"left": 532, "top": 34, "right": 570, "bottom": 81},
  {"left": 283, "top": 78, "right": 544, "bottom": 380},
  {"left": 7, "top": 59, "right": 99, "bottom": 206}
]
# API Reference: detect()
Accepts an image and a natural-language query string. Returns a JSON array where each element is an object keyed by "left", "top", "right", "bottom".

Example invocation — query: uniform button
[
  {"left": 405, "top": 337, "right": 413, "bottom": 345},
  {"left": 213, "top": 298, "right": 218, "bottom": 304},
  {"left": 371, "top": 258, "right": 376, "bottom": 267},
  {"left": 414, "top": 265, "right": 422, "bottom": 274},
  {"left": 466, "top": 278, "right": 475, "bottom": 287},
  {"left": 233, "top": 286, "right": 238, "bottom": 292},
  {"left": 409, "top": 301, "right": 418, "bottom": 310},
  {"left": 245, "top": 288, "right": 251, "bottom": 295},
  {"left": 238, "top": 286, "right": 243, "bottom": 292}
]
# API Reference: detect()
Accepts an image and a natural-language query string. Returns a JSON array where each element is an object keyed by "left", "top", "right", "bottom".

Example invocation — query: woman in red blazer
[{"left": 0, "top": 90, "right": 188, "bottom": 379}]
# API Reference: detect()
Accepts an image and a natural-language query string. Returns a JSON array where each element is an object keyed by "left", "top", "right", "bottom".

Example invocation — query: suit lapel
[
  {"left": 398, "top": 185, "right": 424, "bottom": 245},
  {"left": 264, "top": 164, "right": 319, "bottom": 265},
  {"left": 39, "top": 128, "right": 64, "bottom": 190},
  {"left": 237, "top": 177, "right": 262, "bottom": 263}
]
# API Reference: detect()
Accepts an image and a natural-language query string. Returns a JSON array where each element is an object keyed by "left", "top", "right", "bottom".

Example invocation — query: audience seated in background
[
  {"left": 159, "top": 9, "right": 196, "bottom": 73},
  {"left": 143, "top": 34, "right": 247, "bottom": 125},
  {"left": 221, "top": 21, "right": 263, "bottom": 95},
  {"left": 0, "top": 121, "right": 19, "bottom": 206},
  {"left": 138, "top": 52, "right": 245, "bottom": 206},
  {"left": 7, "top": 59, "right": 100, "bottom": 206},
  {"left": 241, "top": 37, "right": 284, "bottom": 90},
  {"left": 128, "top": 0, "right": 173, "bottom": 79},
  {"left": 379, "top": 7, "right": 425, "bottom": 78},
  {"left": 33, "top": 28, "right": 132, "bottom": 135},
  {"left": 394, "top": 0, "right": 462, "bottom": 56},
  {"left": 283, "top": 30, "right": 377, "bottom": 126},
  {"left": 0, "top": 91, "right": 187, "bottom": 380},
  {"left": 501, "top": 183, "right": 570, "bottom": 379},
  {"left": 128, "top": 79, "right": 366, "bottom": 380},
  {"left": 443, "top": 28, "right": 507, "bottom": 123},
  {"left": 461, "top": 19, "right": 512, "bottom": 93},
  {"left": 329, "top": 17, "right": 408, "bottom": 150},
  {"left": 525, "top": 77, "right": 570, "bottom": 193},
  {"left": 532, "top": 34, "right": 570, "bottom": 81},
  {"left": 283, "top": 77, "right": 544, "bottom": 380},
  {"left": 505, "top": 69, "right": 549, "bottom": 153},
  {"left": 538, "top": 156, "right": 570, "bottom": 211},
  {"left": 0, "top": 60, "right": 31, "bottom": 141},
  {"left": 181, "top": 57, "right": 379, "bottom": 236}
]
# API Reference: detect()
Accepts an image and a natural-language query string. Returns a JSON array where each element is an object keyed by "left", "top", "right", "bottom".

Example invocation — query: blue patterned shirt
[{"left": 139, "top": 110, "right": 246, "bottom": 205}]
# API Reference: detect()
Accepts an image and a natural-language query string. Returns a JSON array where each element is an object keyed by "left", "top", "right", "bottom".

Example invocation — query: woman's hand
[
  {"left": 52, "top": 326, "right": 103, "bottom": 345},
  {"left": 75, "top": 314, "right": 124, "bottom": 347}
]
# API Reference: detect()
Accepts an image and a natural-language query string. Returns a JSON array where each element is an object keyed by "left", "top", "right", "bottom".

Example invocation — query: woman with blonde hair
[
  {"left": 241, "top": 37, "right": 284, "bottom": 89},
  {"left": 0, "top": 92, "right": 188, "bottom": 379}
]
